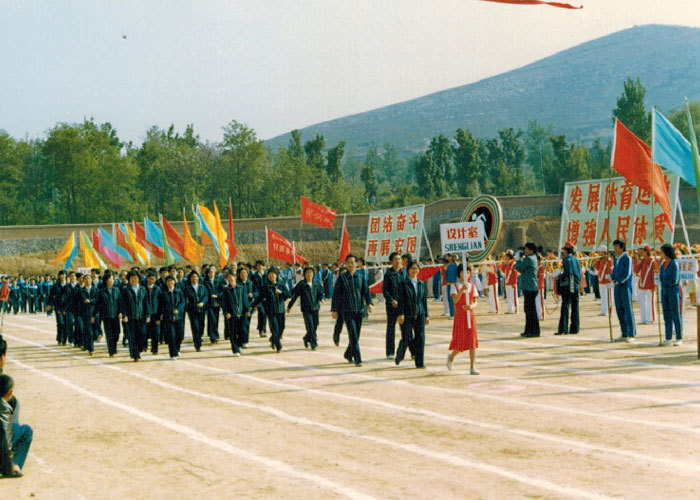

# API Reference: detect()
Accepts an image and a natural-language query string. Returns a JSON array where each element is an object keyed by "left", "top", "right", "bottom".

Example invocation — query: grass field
[{"left": 1, "top": 293, "right": 699, "bottom": 499}]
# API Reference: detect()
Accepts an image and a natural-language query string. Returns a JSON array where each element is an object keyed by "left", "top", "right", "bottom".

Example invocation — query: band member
[
  {"left": 120, "top": 271, "right": 147, "bottom": 361},
  {"left": 447, "top": 264, "right": 479, "bottom": 374},
  {"left": 556, "top": 242, "right": 580, "bottom": 335},
  {"left": 382, "top": 252, "right": 404, "bottom": 359},
  {"left": 331, "top": 254, "right": 373, "bottom": 367},
  {"left": 612, "top": 239, "right": 636, "bottom": 342},
  {"left": 97, "top": 272, "right": 121, "bottom": 357},
  {"left": 397, "top": 261, "right": 428, "bottom": 368},
  {"left": 637, "top": 245, "right": 656, "bottom": 325},
  {"left": 504, "top": 250, "right": 519, "bottom": 314},
  {"left": 596, "top": 251, "right": 615, "bottom": 316},
  {"left": 483, "top": 255, "right": 499, "bottom": 313},
  {"left": 251, "top": 267, "right": 290, "bottom": 352},
  {"left": 287, "top": 266, "right": 324, "bottom": 350},
  {"left": 221, "top": 272, "right": 250, "bottom": 356},
  {"left": 184, "top": 271, "right": 208, "bottom": 352},
  {"left": 158, "top": 276, "right": 185, "bottom": 359}
]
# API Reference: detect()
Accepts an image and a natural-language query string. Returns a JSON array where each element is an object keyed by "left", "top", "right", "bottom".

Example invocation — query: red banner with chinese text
[
  {"left": 266, "top": 227, "right": 306, "bottom": 264},
  {"left": 364, "top": 204, "right": 425, "bottom": 263},
  {"left": 301, "top": 196, "right": 336, "bottom": 229},
  {"left": 559, "top": 172, "right": 679, "bottom": 251}
]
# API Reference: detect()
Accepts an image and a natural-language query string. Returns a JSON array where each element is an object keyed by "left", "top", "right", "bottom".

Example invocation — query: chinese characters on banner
[
  {"left": 560, "top": 172, "right": 680, "bottom": 252},
  {"left": 440, "top": 222, "right": 485, "bottom": 254},
  {"left": 364, "top": 204, "right": 425, "bottom": 263},
  {"left": 266, "top": 227, "right": 306, "bottom": 264},
  {"left": 300, "top": 196, "right": 336, "bottom": 228}
]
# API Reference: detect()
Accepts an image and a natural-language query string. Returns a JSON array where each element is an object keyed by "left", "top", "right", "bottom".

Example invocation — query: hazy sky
[{"left": 1, "top": 0, "right": 699, "bottom": 144}]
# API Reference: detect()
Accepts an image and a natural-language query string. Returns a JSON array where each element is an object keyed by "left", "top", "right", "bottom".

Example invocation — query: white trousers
[
  {"left": 638, "top": 289, "right": 654, "bottom": 324},
  {"left": 442, "top": 285, "right": 451, "bottom": 315},
  {"left": 506, "top": 285, "right": 518, "bottom": 314},
  {"left": 488, "top": 284, "right": 499, "bottom": 313},
  {"left": 632, "top": 276, "right": 639, "bottom": 301},
  {"left": 536, "top": 289, "right": 544, "bottom": 321},
  {"left": 600, "top": 284, "right": 615, "bottom": 315}
]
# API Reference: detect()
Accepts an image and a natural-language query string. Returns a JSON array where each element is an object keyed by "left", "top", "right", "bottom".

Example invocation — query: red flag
[
  {"left": 133, "top": 221, "right": 165, "bottom": 259},
  {"left": 227, "top": 200, "right": 237, "bottom": 261},
  {"left": 369, "top": 265, "right": 441, "bottom": 294},
  {"left": 114, "top": 223, "right": 136, "bottom": 261},
  {"left": 612, "top": 119, "right": 673, "bottom": 229},
  {"left": 266, "top": 227, "right": 306, "bottom": 265},
  {"left": 338, "top": 216, "right": 350, "bottom": 264},
  {"left": 481, "top": 0, "right": 583, "bottom": 8},
  {"left": 161, "top": 215, "right": 186, "bottom": 257},
  {"left": 301, "top": 196, "right": 337, "bottom": 229}
]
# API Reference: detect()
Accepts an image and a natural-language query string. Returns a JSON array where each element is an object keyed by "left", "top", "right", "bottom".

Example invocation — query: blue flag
[
  {"left": 652, "top": 107, "right": 696, "bottom": 186},
  {"left": 144, "top": 217, "right": 181, "bottom": 261}
]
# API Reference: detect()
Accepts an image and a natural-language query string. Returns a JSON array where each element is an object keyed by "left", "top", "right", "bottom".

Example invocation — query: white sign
[
  {"left": 678, "top": 256, "right": 698, "bottom": 281},
  {"left": 440, "top": 222, "right": 485, "bottom": 254}
]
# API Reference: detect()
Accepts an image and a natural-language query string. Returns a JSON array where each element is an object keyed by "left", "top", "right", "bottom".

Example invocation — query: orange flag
[{"left": 183, "top": 210, "right": 204, "bottom": 265}]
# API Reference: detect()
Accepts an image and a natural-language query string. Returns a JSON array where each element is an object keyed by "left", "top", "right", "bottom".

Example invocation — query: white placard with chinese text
[
  {"left": 440, "top": 222, "right": 485, "bottom": 254},
  {"left": 678, "top": 256, "right": 698, "bottom": 281},
  {"left": 364, "top": 204, "right": 424, "bottom": 263}
]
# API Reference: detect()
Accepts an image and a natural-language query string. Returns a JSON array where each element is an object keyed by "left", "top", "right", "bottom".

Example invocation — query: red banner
[
  {"left": 266, "top": 228, "right": 306, "bottom": 265},
  {"left": 369, "top": 265, "right": 441, "bottom": 294},
  {"left": 301, "top": 196, "right": 336, "bottom": 229}
]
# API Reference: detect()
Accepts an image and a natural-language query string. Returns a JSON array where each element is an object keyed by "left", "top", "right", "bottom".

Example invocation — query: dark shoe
[
  {"left": 303, "top": 338, "right": 309, "bottom": 349},
  {"left": 333, "top": 337, "right": 339, "bottom": 347},
  {"left": 520, "top": 332, "right": 529, "bottom": 337},
  {"left": 529, "top": 334, "right": 540, "bottom": 337},
  {"left": 569, "top": 331, "right": 578, "bottom": 335},
  {"left": 355, "top": 361, "right": 362, "bottom": 367},
  {"left": 554, "top": 332, "right": 564, "bottom": 336}
]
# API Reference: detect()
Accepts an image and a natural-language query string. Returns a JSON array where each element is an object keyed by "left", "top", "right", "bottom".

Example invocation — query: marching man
[
  {"left": 637, "top": 244, "right": 656, "bottom": 324},
  {"left": 504, "top": 250, "right": 519, "bottom": 314}
]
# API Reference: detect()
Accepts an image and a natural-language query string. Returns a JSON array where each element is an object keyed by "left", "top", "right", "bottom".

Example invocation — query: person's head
[
  {"left": 407, "top": 260, "right": 420, "bottom": 279},
  {"left": 165, "top": 275, "right": 176, "bottom": 290},
  {"left": 660, "top": 243, "right": 676, "bottom": 260},
  {"left": 267, "top": 267, "right": 278, "bottom": 283},
  {"left": 84, "top": 274, "right": 92, "bottom": 287},
  {"left": 388, "top": 252, "right": 401, "bottom": 269},
  {"left": 237, "top": 266, "right": 249, "bottom": 282},
  {"left": 159, "top": 267, "right": 168, "bottom": 278},
  {"left": 0, "top": 374, "right": 13, "bottom": 402},
  {"left": 345, "top": 254, "right": 357, "bottom": 273},
  {"left": 206, "top": 266, "right": 216, "bottom": 279},
  {"left": 304, "top": 267, "right": 315, "bottom": 282},
  {"left": 168, "top": 266, "right": 177, "bottom": 277},
  {"left": 188, "top": 270, "right": 200, "bottom": 285},
  {"left": 255, "top": 260, "right": 264, "bottom": 272},
  {"left": 226, "top": 272, "right": 236, "bottom": 286},
  {"left": 104, "top": 272, "right": 114, "bottom": 288},
  {"left": 127, "top": 271, "right": 140, "bottom": 286},
  {"left": 68, "top": 271, "right": 76, "bottom": 284},
  {"left": 146, "top": 272, "right": 156, "bottom": 286},
  {"left": 524, "top": 242, "right": 537, "bottom": 256},
  {"left": 57, "top": 270, "right": 66, "bottom": 284},
  {"left": 612, "top": 239, "right": 626, "bottom": 256},
  {"left": 456, "top": 263, "right": 464, "bottom": 282}
]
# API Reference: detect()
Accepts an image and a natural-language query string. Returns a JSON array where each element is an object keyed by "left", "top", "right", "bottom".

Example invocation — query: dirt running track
[{"left": 1, "top": 293, "right": 699, "bottom": 499}]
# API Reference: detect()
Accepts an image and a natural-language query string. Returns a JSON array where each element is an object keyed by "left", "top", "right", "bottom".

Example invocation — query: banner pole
[
  {"left": 650, "top": 145, "right": 663, "bottom": 346},
  {"left": 265, "top": 225, "right": 269, "bottom": 262},
  {"left": 422, "top": 223, "right": 435, "bottom": 262},
  {"left": 607, "top": 124, "right": 615, "bottom": 343}
]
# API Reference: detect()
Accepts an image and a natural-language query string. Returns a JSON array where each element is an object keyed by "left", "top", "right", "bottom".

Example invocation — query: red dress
[{"left": 449, "top": 283, "right": 479, "bottom": 351}]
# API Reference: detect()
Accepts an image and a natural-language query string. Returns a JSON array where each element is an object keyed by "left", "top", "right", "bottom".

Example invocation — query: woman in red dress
[{"left": 447, "top": 264, "right": 479, "bottom": 374}]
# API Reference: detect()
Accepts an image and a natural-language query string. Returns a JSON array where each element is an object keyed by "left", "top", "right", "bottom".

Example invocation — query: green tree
[
  {"left": 524, "top": 120, "right": 554, "bottom": 193},
  {"left": 453, "top": 128, "right": 484, "bottom": 197},
  {"left": 325, "top": 140, "right": 345, "bottom": 181},
  {"left": 414, "top": 150, "right": 446, "bottom": 200},
  {"left": 428, "top": 134, "right": 454, "bottom": 188},
  {"left": 667, "top": 101, "right": 700, "bottom": 141},
  {"left": 360, "top": 160, "right": 378, "bottom": 203},
  {"left": 303, "top": 135, "right": 326, "bottom": 172},
  {"left": 288, "top": 129, "right": 304, "bottom": 159},
  {"left": 612, "top": 77, "right": 651, "bottom": 143}
]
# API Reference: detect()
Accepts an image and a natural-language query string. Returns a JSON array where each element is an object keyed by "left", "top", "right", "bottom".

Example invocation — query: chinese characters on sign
[
  {"left": 364, "top": 204, "right": 424, "bottom": 263},
  {"left": 677, "top": 256, "right": 699, "bottom": 281},
  {"left": 560, "top": 173, "right": 679, "bottom": 251},
  {"left": 439, "top": 222, "right": 485, "bottom": 255}
]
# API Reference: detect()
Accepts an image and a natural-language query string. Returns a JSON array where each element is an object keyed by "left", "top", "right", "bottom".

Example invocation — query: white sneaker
[
  {"left": 625, "top": 337, "right": 635, "bottom": 343},
  {"left": 387, "top": 354, "right": 395, "bottom": 360},
  {"left": 242, "top": 343, "right": 248, "bottom": 348},
  {"left": 470, "top": 368, "right": 480, "bottom": 375},
  {"left": 662, "top": 339, "right": 672, "bottom": 346},
  {"left": 446, "top": 354, "right": 453, "bottom": 371},
  {"left": 614, "top": 336, "right": 625, "bottom": 342},
  {"left": 170, "top": 356, "right": 176, "bottom": 360},
  {"left": 673, "top": 339, "right": 683, "bottom": 346},
  {"left": 233, "top": 352, "right": 241, "bottom": 357}
]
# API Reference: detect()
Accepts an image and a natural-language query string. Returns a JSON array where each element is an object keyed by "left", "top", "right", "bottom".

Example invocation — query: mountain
[{"left": 265, "top": 24, "right": 700, "bottom": 157}]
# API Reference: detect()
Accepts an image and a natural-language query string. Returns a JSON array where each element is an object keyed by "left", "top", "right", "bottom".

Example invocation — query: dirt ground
[{"left": 1, "top": 291, "right": 699, "bottom": 500}]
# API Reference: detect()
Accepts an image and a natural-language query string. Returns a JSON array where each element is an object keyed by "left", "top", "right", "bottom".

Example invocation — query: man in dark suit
[
  {"left": 221, "top": 272, "right": 250, "bottom": 355},
  {"left": 120, "top": 271, "right": 147, "bottom": 361},
  {"left": 159, "top": 276, "right": 185, "bottom": 359},
  {"left": 331, "top": 254, "right": 373, "bottom": 367},
  {"left": 397, "top": 261, "right": 429, "bottom": 368},
  {"left": 144, "top": 272, "right": 162, "bottom": 355},
  {"left": 46, "top": 271, "right": 67, "bottom": 344},
  {"left": 250, "top": 260, "right": 267, "bottom": 337},
  {"left": 97, "top": 272, "right": 121, "bottom": 357},
  {"left": 382, "top": 251, "right": 404, "bottom": 360},
  {"left": 556, "top": 242, "right": 581, "bottom": 335},
  {"left": 287, "top": 267, "right": 324, "bottom": 350}
]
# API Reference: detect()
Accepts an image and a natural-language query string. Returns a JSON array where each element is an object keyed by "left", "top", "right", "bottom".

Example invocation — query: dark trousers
[
  {"left": 55, "top": 311, "right": 66, "bottom": 344},
  {"left": 558, "top": 289, "right": 579, "bottom": 334},
  {"left": 162, "top": 319, "right": 181, "bottom": 357},
  {"left": 333, "top": 314, "right": 344, "bottom": 345},
  {"left": 523, "top": 290, "right": 540, "bottom": 336},
  {"left": 241, "top": 316, "right": 250, "bottom": 345},
  {"left": 188, "top": 310, "right": 205, "bottom": 350},
  {"left": 66, "top": 312, "right": 76, "bottom": 344},
  {"left": 92, "top": 312, "right": 102, "bottom": 339},
  {"left": 590, "top": 275, "right": 600, "bottom": 299},
  {"left": 225, "top": 316, "right": 242, "bottom": 353},
  {"left": 207, "top": 307, "right": 220, "bottom": 341},
  {"left": 342, "top": 311, "right": 364, "bottom": 365},
  {"left": 661, "top": 286, "right": 682, "bottom": 340},
  {"left": 11, "top": 422, "right": 33, "bottom": 469},
  {"left": 256, "top": 304, "right": 267, "bottom": 334},
  {"left": 385, "top": 306, "right": 400, "bottom": 357},
  {"left": 399, "top": 315, "right": 425, "bottom": 367},
  {"left": 146, "top": 319, "right": 160, "bottom": 353},
  {"left": 74, "top": 315, "right": 84, "bottom": 347},
  {"left": 81, "top": 315, "right": 95, "bottom": 352},
  {"left": 268, "top": 313, "right": 284, "bottom": 351},
  {"left": 124, "top": 318, "right": 145, "bottom": 360},
  {"left": 102, "top": 317, "right": 120, "bottom": 356},
  {"left": 302, "top": 311, "right": 319, "bottom": 348},
  {"left": 28, "top": 297, "right": 36, "bottom": 313},
  {"left": 614, "top": 285, "right": 636, "bottom": 338}
]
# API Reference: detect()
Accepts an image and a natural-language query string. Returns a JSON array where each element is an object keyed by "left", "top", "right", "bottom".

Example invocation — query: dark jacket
[
  {"left": 144, "top": 285, "right": 161, "bottom": 319},
  {"left": 158, "top": 288, "right": 185, "bottom": 322},
  {"left": 331, "top": 271, "right": 372, "bottom": 313},
  {"left": 251, "top": 281, "right": 289, "bottom": 315},
  {"left": 184, "top": 283, "right": 208, "bottom": 314},
  {"left": 0, "top": 398, "right": 13, "bottom": 476},
  {"left": 48, "top": 282, "right": 67, "bottom": 310},
  {"left": 221, "top": 284, "right": 250, "bottom": 318},
  {"left": 119, "top": 285, "right": 147, "bottom": 320},
  {"left": 514, "top": 254, "right": 539, "bottom": 292},
  {"left": 97, "top": 286, "right": 121, "bottom": 319},
  {"left": 288, "top": 280, "right": 324, "bottom": 313},
  {"left": 203, "top": 277, "right": 222, "bottom": 309},
  {"left": 250, "top": 272, "right": 266, "bottom": 297},
  {"left": 382, "top": 267, "right": 403, "bottom": 305},
  {"left": 65, "top": 284, "right": 82, "bottom": 314},
  {"left": 559, "top": 253, "right": 581, "bottom": 293},
  {"left": 398, "top": 278, "right": 428, "bottom": 319},
  {"left": 78, "top": 286, "right": 98, "bottom": 319}
]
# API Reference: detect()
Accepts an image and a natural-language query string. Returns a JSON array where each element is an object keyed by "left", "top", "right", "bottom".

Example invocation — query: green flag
[
  {"left": 192, "top": 205, "right": 202, "bottom": 242},
  {"left": 686, "top": 102, "right": 700, "bottom": 215},
  {"left": 159, "top": 214, "right": 176, "bottom": 266}
]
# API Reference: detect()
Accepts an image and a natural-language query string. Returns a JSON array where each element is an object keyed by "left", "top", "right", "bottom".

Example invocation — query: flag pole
[
  {"left": 651, "top": 108, "right": 663, "bottom": 346},
  {"left": 685, "top": 98, "right": 700, "bottom": 359},
  {"left": 265, "top": 225, "right": 269, "bottom": 262},
  {"left": 607, "top": 122, "right": 616, "bottom": 343}
]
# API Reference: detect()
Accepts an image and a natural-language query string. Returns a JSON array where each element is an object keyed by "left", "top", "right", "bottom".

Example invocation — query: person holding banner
[
  {"left": 637, "top": 245, "right": 656, "bottom": 325},
  {"left": 659, "top": 244, "right": 683, "bottom": 346},
  {"left": 612, "top": 240, "right": 636, "bottom": 342},
  {"left": 556, "top": 243, "right": 580, "bottom": 335},
  {"left": 382, "top": 252, "right": 404, "bottom": 359},
  {"left": 331, "top": 254, "right": 373, "bottom": 367},
  {"left": 446, "top": 264, "right": 479, "bottom": 375},
  {"left": 515, "top": 243, "right": 540, "bottom": 338}
]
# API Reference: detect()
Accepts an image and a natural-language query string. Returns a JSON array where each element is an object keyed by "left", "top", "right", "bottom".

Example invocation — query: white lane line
[
  {"left": 31, "top": 453, "right": 53, "bottom": 473},
  {"left": 11, "top": 320, "right": 700, "bottom": 436},
  {"left": 8, "top": 328, "right": 700, "bottom": 483},
  {"left": 7, "top": 357, "right": 376, "bottom": 500}
]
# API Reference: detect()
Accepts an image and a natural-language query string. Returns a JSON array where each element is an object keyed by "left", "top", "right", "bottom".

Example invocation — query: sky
[{"left": 1, "top": 0, "right": 699, "bottom": 145}]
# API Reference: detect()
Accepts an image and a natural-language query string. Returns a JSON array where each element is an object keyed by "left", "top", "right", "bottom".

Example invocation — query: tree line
[{"left": 0, "top": 78, "right": 698, "bottom": 226}]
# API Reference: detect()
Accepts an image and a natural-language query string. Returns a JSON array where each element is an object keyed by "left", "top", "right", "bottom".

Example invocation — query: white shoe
[
  {"left": 170, "top": 356, "right": 176, "bottom": 360},
  {"left": 614, "top": 336, "right": 625, "bottom": 342},
  {"left": 446, "top": 354, "right": 453, "bottom": 371},
  {"left": 242, "top": 343, "right": 248, "bottom": 348},
  {"left": 598, "top": 312, "right": 606, "bottom": 316},
  {"left": 470, "top": 368, "right": 480, "bottom": 375},
  {"left": 233, "top": 352, "right": 241, "bottom": 357},
  {"left": 673, "top": 339, "right": 683, "bottom": 346},
  {"left": 387, "top": 354, "right": 395, "bottom": 360},
  {"left": 662, "top": 339, "right": 672, "bottom": 346},
  {"left": 625, "top": 337, "right": 635, "bottom": 343}
]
